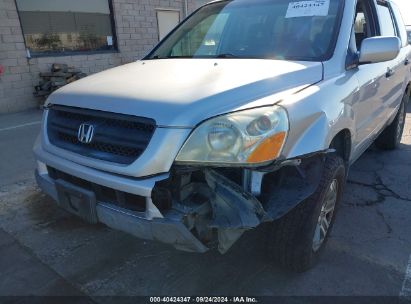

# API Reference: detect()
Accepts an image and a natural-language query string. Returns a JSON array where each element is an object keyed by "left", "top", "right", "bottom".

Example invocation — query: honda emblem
[{"left": 78, "top": 123, "right": 95, "bottom": 144}]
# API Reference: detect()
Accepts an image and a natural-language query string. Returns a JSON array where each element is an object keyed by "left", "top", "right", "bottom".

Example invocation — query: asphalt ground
[{"left": 0, "top": 107, "right": 411, "bottom": 302}]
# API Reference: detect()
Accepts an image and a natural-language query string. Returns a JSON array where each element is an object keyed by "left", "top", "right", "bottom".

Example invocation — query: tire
[
  {"left": 265, "top": 154, "right": 346, "bottom": 272},
  {"left": 375, "top": 93, "right": 407, "bottom": 150}
]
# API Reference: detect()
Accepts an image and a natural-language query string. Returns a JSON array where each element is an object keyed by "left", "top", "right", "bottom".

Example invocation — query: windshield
[{"left": 146, "top": 0, "right": 342, "bottom": 61}]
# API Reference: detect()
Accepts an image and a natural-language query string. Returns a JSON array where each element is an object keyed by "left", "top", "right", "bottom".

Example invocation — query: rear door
[
  {"left": 389, "top": 1, "right": 411, "bottom": 100},
  {"left": 376, "top": 0, "right": 406, "bottom": 121}
]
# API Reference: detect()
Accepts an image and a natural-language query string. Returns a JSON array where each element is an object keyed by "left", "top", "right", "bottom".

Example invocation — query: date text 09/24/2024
[{"left": 149, "top": 297, "right": 258, "bottom": 303}]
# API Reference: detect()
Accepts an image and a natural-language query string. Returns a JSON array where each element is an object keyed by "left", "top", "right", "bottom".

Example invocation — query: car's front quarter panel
[{"left": 279, "top": 72, "right": 358, "bottom": 161}]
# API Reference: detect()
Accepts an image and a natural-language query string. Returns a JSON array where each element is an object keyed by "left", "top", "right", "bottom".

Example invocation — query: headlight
[{"left": 175, "top": 106, "right": 289, "bottom": 166}]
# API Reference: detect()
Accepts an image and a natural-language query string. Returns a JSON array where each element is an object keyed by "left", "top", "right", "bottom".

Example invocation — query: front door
[{"left": 352, "top": 0, "right": 388, "bottom": 153}]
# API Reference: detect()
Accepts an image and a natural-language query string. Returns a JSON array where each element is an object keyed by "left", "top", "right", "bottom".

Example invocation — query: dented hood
[{"left": 48, "top": 59, "right": 323, "bottom": 127}]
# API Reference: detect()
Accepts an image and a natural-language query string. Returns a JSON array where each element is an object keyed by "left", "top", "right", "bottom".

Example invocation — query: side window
[
  {"left": 390, "top": 2, "right": 408, "bottom": 47},
  {"left": 354, "top": 0, "right": 377, "bottom": 50},
  {"left": 354, "top": 12, "right": 367, "bottom": 48},
  {"left": 377, "top": 3, "right": 396, "bottom": 37}
]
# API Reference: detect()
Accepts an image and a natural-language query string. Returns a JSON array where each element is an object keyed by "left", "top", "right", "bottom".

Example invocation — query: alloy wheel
[{"left": 312, "top": 179, "right": 338, "bottom": 252}]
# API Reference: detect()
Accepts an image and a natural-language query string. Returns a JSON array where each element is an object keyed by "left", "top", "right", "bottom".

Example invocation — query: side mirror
[{"left": 359, "top": 36, "right": 401, "bottom": 64}]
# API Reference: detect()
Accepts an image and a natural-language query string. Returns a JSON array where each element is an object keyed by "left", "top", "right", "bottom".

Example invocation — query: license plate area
[{"left": 55, "top": 179, "right": 98, "bottom": 224}]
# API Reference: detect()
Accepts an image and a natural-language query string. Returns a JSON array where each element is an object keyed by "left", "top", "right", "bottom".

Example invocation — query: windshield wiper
[
  {"left": 149, "top": 54, "right": 238, "bottom": 59},
  {"left": 215, "top": 53, "right": 239, "bottom": 58},
  {"left": 150, "top": 55, "right": 193, "bottom": 59}
]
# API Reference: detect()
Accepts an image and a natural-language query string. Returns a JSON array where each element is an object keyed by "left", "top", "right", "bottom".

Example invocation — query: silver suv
[{"left": 34, "top": 0, "right": 411, "bottom": 272}]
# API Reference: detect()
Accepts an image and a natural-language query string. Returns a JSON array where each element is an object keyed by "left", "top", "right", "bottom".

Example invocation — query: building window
[{"left": 15, "top": 0, "right": 117, "bottom": 56}]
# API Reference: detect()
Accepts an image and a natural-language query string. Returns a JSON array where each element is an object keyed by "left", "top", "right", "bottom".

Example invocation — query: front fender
[
  {"left": 287, "top": 111, "right": 329, "bottom": 158},
  {"left": 280, "top": 73, "right": 358, "bottom": 160}
]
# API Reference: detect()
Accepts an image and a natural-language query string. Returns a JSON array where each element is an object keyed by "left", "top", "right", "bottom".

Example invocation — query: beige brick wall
[
  {"left": 0, "top": 0, "right": 205, "bottom": 114},
  {"left": 0, "top": 0, "right": 34, "bottom": 112}
]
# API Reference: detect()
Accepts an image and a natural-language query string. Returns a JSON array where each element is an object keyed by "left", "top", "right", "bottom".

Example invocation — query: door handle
[
  {"left": 405, "top": 59, "right": 410, "bottom": 66},
  {"left": 386, "top": 68, "right": 395, "bottom": 78}
]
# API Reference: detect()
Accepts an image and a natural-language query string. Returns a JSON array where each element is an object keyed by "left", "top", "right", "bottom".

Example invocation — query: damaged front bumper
[
  {"left": 35, "top": 141, "right": 326, "bottom": 254},
  {"left": 35, "top": 166, "right": 269, "bottom": 254},
  {"left": 35, "top": 169, "right": 209, "bottom": 252}
]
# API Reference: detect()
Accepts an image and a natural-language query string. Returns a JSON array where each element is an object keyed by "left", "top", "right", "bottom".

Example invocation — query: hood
[{"left": 48, "top": 59, "right": 323, "bottom": 127}]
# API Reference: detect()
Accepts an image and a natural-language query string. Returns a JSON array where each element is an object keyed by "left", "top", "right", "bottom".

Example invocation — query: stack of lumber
[{"left": 34, "top": 63, "right": 87, "bottom": 98}]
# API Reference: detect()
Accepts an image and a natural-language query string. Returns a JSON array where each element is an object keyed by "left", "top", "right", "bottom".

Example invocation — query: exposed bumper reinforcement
[{"left": 35, "top": 170, "right": 208, "bottom": 253}]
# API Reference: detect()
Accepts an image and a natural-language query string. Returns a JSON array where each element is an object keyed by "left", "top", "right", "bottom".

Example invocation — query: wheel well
[
  {"left": 330, "top": 129, "right": 351, "bottom": 162},
  {"left": 406, "top": 82, "right": 411, "bottom": 98}
]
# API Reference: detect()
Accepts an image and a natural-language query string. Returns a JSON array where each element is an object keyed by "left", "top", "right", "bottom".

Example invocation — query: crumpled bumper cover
[{"left": 35, "top": 153, "right": 326, "bottom": 254}]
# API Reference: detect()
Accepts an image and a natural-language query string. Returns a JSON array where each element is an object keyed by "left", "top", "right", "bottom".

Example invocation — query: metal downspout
[{"left": 184, "top": 0, "right": 189, "bottom": 17}]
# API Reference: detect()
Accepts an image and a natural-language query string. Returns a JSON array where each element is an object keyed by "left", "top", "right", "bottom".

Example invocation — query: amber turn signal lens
[{"left": 246, "top": 132, "right": 286, "bottom": 163}]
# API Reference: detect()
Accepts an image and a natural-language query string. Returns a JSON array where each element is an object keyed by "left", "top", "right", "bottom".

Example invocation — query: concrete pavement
[
  {"left": 0, "top": 110, "right": 42, "bottom": 187},
  {"left": 0, "top": 108, "right": 411, "bottom": 300},
  {"left": 0, "top": 110, "right": 92, "bottom": 299}
]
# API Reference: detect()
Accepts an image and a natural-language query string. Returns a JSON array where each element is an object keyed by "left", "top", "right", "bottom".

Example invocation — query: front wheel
[{"left": 265, "top": 155, "right": 346, "bottom": 272}]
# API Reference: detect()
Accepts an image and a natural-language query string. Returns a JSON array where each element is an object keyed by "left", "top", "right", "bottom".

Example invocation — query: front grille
[
  {"left": 47, "top": 105, "right": 156, "bottom": 164},
  {"left": 48, "top": 166, "right": 146, "bottom": 212}
]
